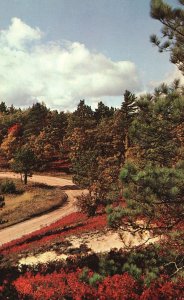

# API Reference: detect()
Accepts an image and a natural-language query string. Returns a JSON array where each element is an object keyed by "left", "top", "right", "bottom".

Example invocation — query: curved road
[{"left": 0, "top": 172, "right": 85, "bottom": 246}]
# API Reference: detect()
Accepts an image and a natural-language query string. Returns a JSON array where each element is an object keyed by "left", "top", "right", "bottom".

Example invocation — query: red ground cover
[
  {"left": 12, "top": 270, "right": 184, "bottom": 300},
  {"left": 0, "top": 212, "right": 107, "bottom": 255},
  {"left": 13, "top": 270, "right": 139, "bottom": 300}
]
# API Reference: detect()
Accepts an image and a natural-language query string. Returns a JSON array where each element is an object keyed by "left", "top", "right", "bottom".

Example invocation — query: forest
[{"left": 0, "top": 0, "right": 183, "bottom": 299}]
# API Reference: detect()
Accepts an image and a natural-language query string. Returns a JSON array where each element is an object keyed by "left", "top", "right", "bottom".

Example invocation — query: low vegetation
[
  {"left": 0, "top": 211, "right": 183, "bottom": 299},
  {"left": 0, "top": 178, "right": 67, "bottom": 229}
]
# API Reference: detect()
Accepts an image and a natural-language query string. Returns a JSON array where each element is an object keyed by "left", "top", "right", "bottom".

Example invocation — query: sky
[{"left": 0, "top": 0, "right": 183, "bottom": 111}]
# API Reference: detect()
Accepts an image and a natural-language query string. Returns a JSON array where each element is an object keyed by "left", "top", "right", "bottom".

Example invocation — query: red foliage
[
  {"left": 14, "top": 270, "right": 141, "bottom": 300},
  {"left": 8, "top": 124, "right": 21, "bottom": 136},
  {"left": 0, "top": 285, "right": 4, "bottom": 292},
  {"left": 0, "top": 212, "right": 86, "bottom": 252},
  {"left": 13, "top": 271, "right": 184, "bottom": 300},
  {"left": 0, "top": 212, "right": 107, "bottom": 255},
  {"left": 14, "top": 269, "right": 97, "bottom": 300},
  {"left": 140, "top": 276, "right": 184, "bottom": 300},
  {"left": 49, "top": 157, "right": 71, "bottom": 171},
  {"left": 98, "top": 273, "right": 139, "bottom": 300}
]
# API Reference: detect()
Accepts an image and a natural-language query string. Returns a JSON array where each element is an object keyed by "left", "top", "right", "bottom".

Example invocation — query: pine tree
[
  {"left": 94, "top": 101, "right": 114, "bottom": 122},
  {"left": 121, "top": 90, "right": 137, "bottom": 159},
  {"left": 150, "top": 0, "right": 184, "bottom": 74},
  {"left": 116, "top": 162, "right": 184, "bottom": 234},
  {"left": 130, "top": 93, "right": 182, "bottom": 167},
  {"left": 107, "top": 89, "right": 184, "bottom": 236},
  {"left": 68, "top": 100, "right": 95, "bottom": 131},
  {"left": 0, "top": 102, "right": 7, "bottom": 114},
  {"left": 68, "top": 102, "right": 125, "bottom": 205},
  {"left": 23, "top": 102, "right": 49, "bottom": 138}
]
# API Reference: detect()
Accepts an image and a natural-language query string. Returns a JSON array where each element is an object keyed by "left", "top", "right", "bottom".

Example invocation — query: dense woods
[{"left": 0, "top": 80, "right": 183, "bottom": 233}]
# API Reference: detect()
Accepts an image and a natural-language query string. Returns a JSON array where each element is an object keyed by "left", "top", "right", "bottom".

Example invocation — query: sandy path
[{"left": 0, "top": 172, "right": 85, "bottom": 246}]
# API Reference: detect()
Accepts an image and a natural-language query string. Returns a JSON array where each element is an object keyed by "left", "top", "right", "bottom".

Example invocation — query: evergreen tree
[
  {"left": 68, "top": 100, "right": 95, "bottom": 131},
  {"left": 69, "top": 108, "right": 125, "bottom": 205},
  {"left": 94, "top": 101, "right": 114, "bottom": 122},
  {"left": 130, "top": 93, "right": 183, "bottom": 167},
  {"left": 68, "top": 127, "right": 98, "bottom": 189},
  {"left": 121, "top": 90, "right": 137, "bottom": 159},
  {"left": 46, "top": 111, "right": 68, "bottom": 149},
  {"left": 0, "top": 102, "right": 7, "bottom": 114},
  {"left": 23, "top": 102, "right": 49, "bottom": 138},
  {"left": 117, "top": 162, "right": 184, "bottom": 233},
  {"left": 94, "top": 111, "right": 125, "bottom": 202},
  {"left": 150, "top": 0, "right": 184, "bottom": 74},
  {"left": 107, "top": 90, "right": 184, "bottom": 237}
]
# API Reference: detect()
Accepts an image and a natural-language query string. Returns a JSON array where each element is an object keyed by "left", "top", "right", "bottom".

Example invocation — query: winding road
[{"left": 0, "top": 172, "right": 85, "bottom": 246}]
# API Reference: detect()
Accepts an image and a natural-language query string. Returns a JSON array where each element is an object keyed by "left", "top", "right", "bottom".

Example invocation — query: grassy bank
[{"left": 0, "top": 179, "right": 67, "bottom": 229}]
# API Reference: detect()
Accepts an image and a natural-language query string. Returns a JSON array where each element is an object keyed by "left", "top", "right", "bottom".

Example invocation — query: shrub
[
  {"left": 99, "top": 256, "right": 120, "bottom": 276},
  {"left": 98, "top": 273, "right": 139, "bottom": 299},
  {"left": 13, "top": 269, "right": 97, "bottom": 300},
  {"left": 89, "top": 273, "right": 103, "bottom": 287},
  {"left": 76, "top": 193, "right": 98, "bottom": 216},
  {"left": 140, "top": 276, "right": 184, "bottom": 300},
  {"left": 1, "top": 180, "right": 16, "bottom": 194},
  {"left": 0, "top": 195, "right": 5, "bottom": 208}
]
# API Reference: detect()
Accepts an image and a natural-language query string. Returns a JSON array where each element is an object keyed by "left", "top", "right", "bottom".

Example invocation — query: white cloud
[
  {"left": 148, "top": 67, "right": 184, "bottom": 91},
  {"left": 0, "top": 18, "right": 43, "bottom": 49},
  {"left": 0, "top": 18, "right": 142, "bottom": 110}
]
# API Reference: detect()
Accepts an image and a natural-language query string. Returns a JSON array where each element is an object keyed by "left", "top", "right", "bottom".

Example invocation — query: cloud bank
[{"left": 0, "top": 18, "right": 142, "bottom": 110}]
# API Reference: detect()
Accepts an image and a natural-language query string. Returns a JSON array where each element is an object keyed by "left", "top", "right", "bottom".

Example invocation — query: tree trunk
[{"left": 24, "top": 172, "right": 28, "bottom": 185}]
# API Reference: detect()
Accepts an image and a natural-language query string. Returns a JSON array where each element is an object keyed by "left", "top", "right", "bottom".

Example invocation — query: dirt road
[{"left": 0, "top": 172, "right": 85, "bottom": 246}]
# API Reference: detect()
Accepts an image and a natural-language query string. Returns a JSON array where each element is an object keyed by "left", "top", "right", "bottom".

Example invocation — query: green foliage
[
  {"left": 121, "top": 90, "right": 137, "bottom": 129},
  {"left": 120, "top": 161, "right": 137, "bottom": 182},
  {"left": 122, "top": 246, "right": 162, "bottom": 284},
  {"left": 121, "top": 90, "right": 137, "bottom": 157},
  {"left": 89, "top": 273, "right": 103, "bottom": 287},
  {"left": 94, "top": 101, "right": 114, "bottom": 122},
  {"left": 79, "top": 267, "right": 103, "bottom": 287},
  {"left": 0, "top": 102, "right": 8, "bottom": 114},
  {"left": 79, "top": 267, "right": 90, "bottom": 284},
  {"left": 130, "top": 94, "right": 183, "bottom": 167},
  {"left": 24, "top": 102, "right": 49, "bottom": 138},
  {"left": 122, "top": 263, "right": 142, "bottom": 280},
  {"left": 11, "top": 147, "right": 37, "bottom": 184},
  {"left": 144, "top": 270, "right": 159, "bottom": 286},
  {"left": 121, "top": 162, "right": 183, "bottom": 230},
  {"left": 108, "top": 155, "right": 184, "bottom": 231},
  {"left": 0, "top": 180, "right": 16, "bottom": 194},
  {"left": 150, "top": 0, "right": 184, "bottom": 74},
  {"left": 68, "top": 106, "right": 125, "bottom": 204},
  {"left": 106, "top": 205, "right": 124, "bottom": 228},
  {"left": 99, "top": 256, "right": 120, "bottom": 276},
  {"left": 68, "top": 100, "right": 95, "bottom": 131}
]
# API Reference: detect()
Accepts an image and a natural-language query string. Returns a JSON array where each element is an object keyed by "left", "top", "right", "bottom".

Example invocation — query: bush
[
  {"left": 1, "top": 180, "right": 16, "bottom": 194},
  {"left": 0, "top": 195, "right": 5, "bottom": 208},
  {"left": 76, "top": 193, "right": 98, "bottom": 216},
  {"left": 89, "top": 273, "right": 103, "bottom": 287}
]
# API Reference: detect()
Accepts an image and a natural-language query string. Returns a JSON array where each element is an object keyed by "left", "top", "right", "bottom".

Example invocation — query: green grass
[{"left": 0, "top": 178, "right": 67, "bottom": 229}]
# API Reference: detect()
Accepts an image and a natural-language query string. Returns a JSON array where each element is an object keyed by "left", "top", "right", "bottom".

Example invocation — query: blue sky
[{"left": 0, "top": 0, "right": 182, "bottom": 110}]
